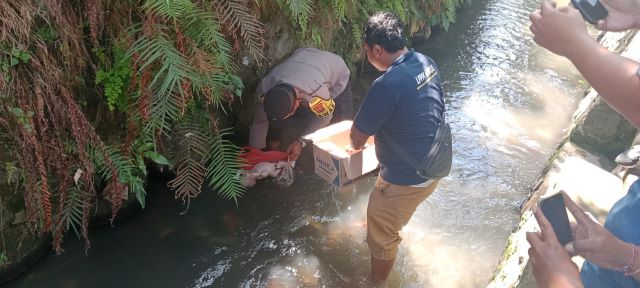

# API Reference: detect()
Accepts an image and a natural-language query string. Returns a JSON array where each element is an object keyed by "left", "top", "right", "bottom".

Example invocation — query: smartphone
[
  {"left": 539, "top": 193, "right": 574, "bottom": 246},
  {"left": 571, "top": 0, "right": 609, "bottom": 24}
]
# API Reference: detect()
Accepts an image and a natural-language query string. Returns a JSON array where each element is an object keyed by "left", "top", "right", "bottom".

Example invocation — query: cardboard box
[{"left": 304, "top": 121, "right": 378, "bottom": 188}]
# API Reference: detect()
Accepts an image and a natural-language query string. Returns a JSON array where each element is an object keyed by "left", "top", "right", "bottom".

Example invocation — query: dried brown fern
[
  {"left": 189, "top": 47, "right": 219, "bottom": 74},
  {"left": 175, "top": 27, "right": 194, "bottom": 115},
  {"left": 168, "top": 157, "right": 207, "bottom": 204},
  {"left": 167, "top": 122, "right": 211, "bottom": 204},
  {"left": 52, "top": 171, "right": 72, "bottom": 254},
  {"left": 16, "top": 101, "right": 52, "bottom": 231},
  {"left": 139, "top": 68, "right": 152, "bottom": 122},
  {"left": 24, "top": 93, "right": 53, "bottom": 232},
  {"left": 1, "top": 32, "right": 126, "bottom": 251},
  {"left": 0, "top": 0, "right": 273, "bottom": 253},
  {"left": 85, "top": 0, "right": 104, "bottom": 46},
  {"left": 43, "top": 0, "right": 88, "bottom": 75},
  {"left": 0, "top": 1, "right": 34, "bottom": 44},
  {"left": 103, "top": 0, "right": 137, "bottom": 40}
]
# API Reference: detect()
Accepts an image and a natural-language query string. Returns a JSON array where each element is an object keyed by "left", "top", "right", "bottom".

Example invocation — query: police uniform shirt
[{"left": 257, "top": 48, "right": 350, "bottom": 106}]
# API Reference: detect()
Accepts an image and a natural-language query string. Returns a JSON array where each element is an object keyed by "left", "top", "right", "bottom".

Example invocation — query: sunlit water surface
[{"left": 7, "top": 0, "right": 586, "bottom": 286}]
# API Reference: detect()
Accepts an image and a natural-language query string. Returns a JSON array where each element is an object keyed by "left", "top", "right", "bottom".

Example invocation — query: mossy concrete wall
[
  {"left": 570, "top": 97, "right": 636, "bottom": 160},
  {"left": 0, "top": 137, "right": 51, "bottom": 283},
  {"left": 488, "top": 30, "right": 640, "bottom": 287}
]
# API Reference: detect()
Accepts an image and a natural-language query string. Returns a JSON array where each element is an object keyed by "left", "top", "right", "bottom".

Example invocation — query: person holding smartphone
[
  {"left": 528, "top": 192, "right": 640, "bottom": 287},
  {"left": 529, "top": 0, "right": 640, "bottom": 126},
  {"left": 527, "top": 199, "right": 585, "bottom": 288},
  {"left": 528, "top": 0, "right": 640, "bottom": 286},
  {"left": 592, "top": 0, "right": 640, "bottom": 32}
]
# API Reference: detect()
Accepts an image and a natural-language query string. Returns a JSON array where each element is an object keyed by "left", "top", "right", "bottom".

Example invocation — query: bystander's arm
[
  {"left": 619, "top": 242, "right": 640, "bottom": 283},
  {"left": 631, "top": 250, "right": 640, "bottom": 282},
  {"left": 566, "top": 36, "right": 640, "bottom": 127},
  {"left": 529, "top": 1, "right": 640, "bottom": 127}
]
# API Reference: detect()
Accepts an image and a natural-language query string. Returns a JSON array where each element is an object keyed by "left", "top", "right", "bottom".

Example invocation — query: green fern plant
[
  {"left": 127, "top": 0, "right": 245, "bottom": 205},
  {"left": 206, "top": 128, "right": 245, "bottom": 202},
  {"left": 1, "top": 0, "right": 469, "bottom": 253},
  {"left": 143, "top": 0, "right": 234, "bottom": 66},
  {"left": 211, "top": 0, "right": 266, "bottom": 64},
  {"left": 130, "top": 0, "right": 244, "bottom": 136},
  {"left": 0, "top": 252, "right": 7, "bottom": 266},
  {"left": 332, "top": 0, "right": 347, "bottom": 22},
  {"left": 92, "top": 146, "right": 148, "bottom": 208},
  {"left": 129, "top": 29, "right": 195, "bottom": 136},
  {"left": 130, "top": 138, "right": 171, "bottom": 175},
  {"left": 95, "top": 45, "right": 133, "bottom": 112},
  {"left": 0, "top": 49, "right": 30, "bottom": 76},
  {"left": 264, "top": 0, "right": 465, "bottom": 63},
  {"left": 276, "top": 0, "right": 313, "bottom": 35},
  {"left": 182, "top": 10, "right": 234, "bottom": 69},
  {"left": 55, "top": 185, "right": 89, "bottom": 239},
  {"left": 167, "top": 112, "right": 211, "bottom": 203},
  {"left": 168, "top": 106, "right": 245, "bottom": 204},
  {"left": 2, "top": 162, "right": 22, "bottom": 188}
]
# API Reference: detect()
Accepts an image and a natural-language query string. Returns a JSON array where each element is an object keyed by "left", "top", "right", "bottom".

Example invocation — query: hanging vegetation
[{"left": 0, "top": 0, "right": 465, "bottom": 253}]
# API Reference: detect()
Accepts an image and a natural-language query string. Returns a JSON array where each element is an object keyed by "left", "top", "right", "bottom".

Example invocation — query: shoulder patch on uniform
[
  {"left": 415, "top": 65, "right": 437, "bottom": 90},
  {"left": 308, "top": 96, "right": 335, "bottom": 117}
]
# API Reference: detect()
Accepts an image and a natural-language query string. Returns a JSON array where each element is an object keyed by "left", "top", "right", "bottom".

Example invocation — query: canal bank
[{"left": 489, "top": 28, "right": 640, "bottom": 287}]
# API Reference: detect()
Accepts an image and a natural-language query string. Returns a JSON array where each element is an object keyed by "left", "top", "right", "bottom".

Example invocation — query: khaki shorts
[{"left": 366, "top": 176, "right": 439, "bottom": 260}]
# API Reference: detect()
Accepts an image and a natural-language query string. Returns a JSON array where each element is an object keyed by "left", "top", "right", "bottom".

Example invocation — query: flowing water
[{"left": 7, "top": 0, "right": 587, "bottom": 286}]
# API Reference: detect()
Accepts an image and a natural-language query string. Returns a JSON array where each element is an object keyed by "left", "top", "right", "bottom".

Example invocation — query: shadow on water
[
  {"left": 6, "top": 0, "right": 588, "bottom": 286},
  {"left": 7, "top": 171, "right": 369, "bottom": 287}
]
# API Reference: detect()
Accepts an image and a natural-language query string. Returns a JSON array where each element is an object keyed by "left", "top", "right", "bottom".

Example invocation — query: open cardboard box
[{"left": 303, "top": 121, "right": 378, "bottom": 188}]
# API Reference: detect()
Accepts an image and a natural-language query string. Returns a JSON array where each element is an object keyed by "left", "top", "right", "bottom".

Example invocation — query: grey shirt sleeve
[{"left": 329, "top": 61, "right": 350, "bottom": 98}]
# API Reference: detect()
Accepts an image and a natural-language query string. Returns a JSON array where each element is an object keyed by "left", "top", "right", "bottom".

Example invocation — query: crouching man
[{"left": 249, "top": 48, "right": 354, "bottom": 167}]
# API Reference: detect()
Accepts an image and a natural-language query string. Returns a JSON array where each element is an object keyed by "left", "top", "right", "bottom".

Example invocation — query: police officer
[{"left": 249, "top": 48, "right": 353, "bottom": 163}]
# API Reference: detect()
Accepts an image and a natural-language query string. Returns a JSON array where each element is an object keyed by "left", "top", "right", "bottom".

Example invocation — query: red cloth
[{"left": 240, "top": 146, "right": 288, "bottom": 170}]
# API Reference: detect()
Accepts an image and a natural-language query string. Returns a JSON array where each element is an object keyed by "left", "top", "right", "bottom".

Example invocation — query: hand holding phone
[
  {"left": 571, "top": 0, "right": 609, "bottom": 24},
  {"left": 539, "top": 193, "right": 574, "bottom": 246}
]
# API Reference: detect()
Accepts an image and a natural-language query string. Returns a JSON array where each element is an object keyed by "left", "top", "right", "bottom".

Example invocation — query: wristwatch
[{"left": 296, "top": 138, "right": 307, "bottom": 148}]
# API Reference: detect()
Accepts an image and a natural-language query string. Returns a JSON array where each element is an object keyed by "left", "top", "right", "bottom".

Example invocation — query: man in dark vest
[{"left": 348, "top": 12, "right": 446, "bottom": 282}]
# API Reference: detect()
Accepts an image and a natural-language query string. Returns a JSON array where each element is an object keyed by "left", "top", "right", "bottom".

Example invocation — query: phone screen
[
  {"left": 539, "top": 193, "right": 574, "bottom": 246},
  {"left": 571, "top": 0, "right": 609, "bottom": 24}
]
